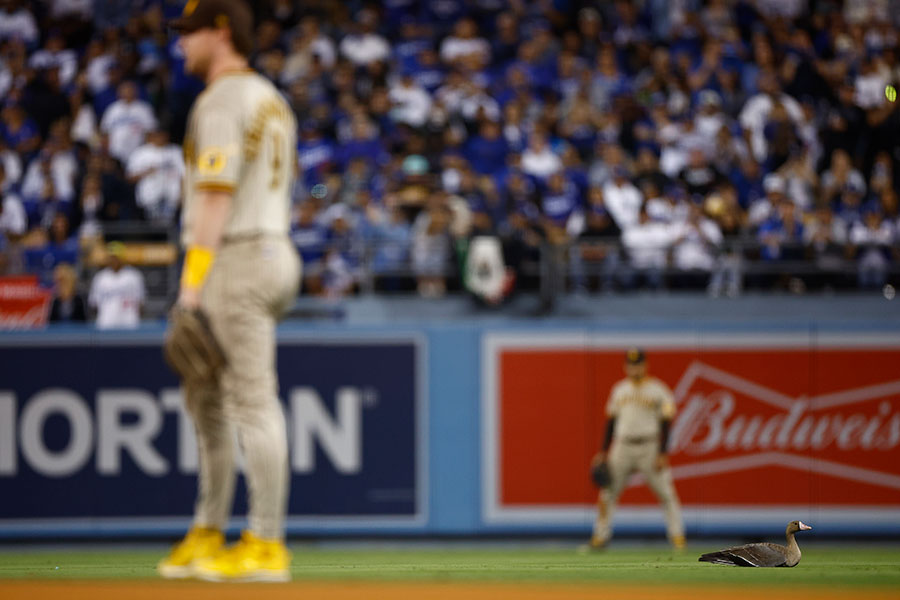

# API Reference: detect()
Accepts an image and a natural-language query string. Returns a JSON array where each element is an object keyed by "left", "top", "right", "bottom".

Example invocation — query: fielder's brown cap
[
  {"left": 625, "top": 347, "right": 646, "bottom": 364},
  {"left": 170, "top": 0, "right": 254, "bottom": 57}
]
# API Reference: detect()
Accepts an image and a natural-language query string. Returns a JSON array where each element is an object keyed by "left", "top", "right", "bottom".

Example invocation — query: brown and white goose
[{"left": 698, "top": 521, "right": 812, "bottom": 567}]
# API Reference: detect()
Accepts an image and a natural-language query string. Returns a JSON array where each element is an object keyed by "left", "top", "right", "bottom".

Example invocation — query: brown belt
[
  {"left": 621, "top": 436, "right": 656, "bottom": 444},
  {"left": 221, "top": 231, "right": 286, "bottom": 245}
]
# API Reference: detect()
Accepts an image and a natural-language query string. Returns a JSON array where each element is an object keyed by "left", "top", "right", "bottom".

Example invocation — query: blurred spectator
[
  {"left": 28, "top": 31, "right": 77, "bottom": 87},
  {"left": 521, "top": 131, "right": 561, "bottom": 179},
  {"left": 100, "top": 81, "right": 157, "bottom": 164},
  {"left": 88, "top": 241, "right": 144, "bottom": 329},
  {"left": 0, "top": 138, "right": 22, "bottom": 190},
  {"left": 670, "top": 203, "right": 724, "bottom": 289},
  {"left": 1, "top": 103, "right": 41, "bottom": 158},
  {"left": 0, "top": 161, "right": 25, "bottom": 242},
  {"left": 0, "top": 0, "right": 38, "bottom": 47},
  {"left": 849, "top": 208, "right": 895, "bottom": 289},
  {"left": 48, "top": 262, "right": 86, "bottom": 322},
  {"left": 339, "top": 9, "right": 390, "bottom": 67},
  {"left": 440, "top": 17, "right": 490, "bottom": 66},
  {"left": 389, "top": 71, "right": 432, "bottom": 128},
  {"left": 22, "top": 213, "right": 78, "bottom": 286},
  {"left": 821, "top": 149, "right": 866, "bottom": 206},
  {"left": 411, "top": 196, "right": 453, "bottom": 297},
  {"left": 577, "top": 185, "right": 621, "bottom": 292},
  {"left": 739, "top": 71, "right": 804, "bottom": 164},
  {"left": 464, "top": 120, "right": 508, "bottom": 177},
  {"left": 126, "top": 128, "right": 184, "bottom": 224},
  {"left": 369, "top": 204, "right": 412, "bottom": 292},
  {"left": 804, "top": 203, "right": 850, "bottom": 290},
  {"left": 757, "top": 199, "right": 804, "bottom": 268},
  {"left": 290, "top": 201, "right": 328, "bottom": 295},
  {"left": 603, "top": 166, "right": 643, "bottom": 230},
  {"left": 621, "top": 205, "right": 671, "bottom": 290}
]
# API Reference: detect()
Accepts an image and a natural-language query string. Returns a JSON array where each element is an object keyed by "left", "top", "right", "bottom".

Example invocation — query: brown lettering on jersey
[
  {"left": 183, "top": 137, "right": 195, "bottom": 166},
  {"left": 244, "top": 98, "right": 292, "bottom": 162}
]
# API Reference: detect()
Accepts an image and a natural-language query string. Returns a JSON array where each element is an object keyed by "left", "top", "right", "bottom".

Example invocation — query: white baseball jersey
[
  {"left": 606, "top": 376, "right": 676, "bottom": 439},
  {"left": 181, "top": 70, "right": 296, "bottom": 246},
  {"left": 88, "top": 266, "right": 145, "bottom": 329}
]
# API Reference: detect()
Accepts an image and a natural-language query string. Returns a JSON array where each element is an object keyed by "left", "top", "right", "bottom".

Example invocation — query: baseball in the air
[{"left": 886, "top": 85, "right": 897, "bottom": 103}]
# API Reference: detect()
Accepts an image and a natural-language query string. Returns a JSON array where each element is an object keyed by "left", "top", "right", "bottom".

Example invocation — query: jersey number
[{"left": 270, "top": 131, "right": 283, "bottom": 190}]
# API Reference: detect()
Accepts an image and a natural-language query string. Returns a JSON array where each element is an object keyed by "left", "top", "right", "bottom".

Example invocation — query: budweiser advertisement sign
[
  {"left": 482, "top": 332, "right": 900, "bottom": 532},
  {"left": 0, "top": 276, "right": 51, "bottom": 330}
]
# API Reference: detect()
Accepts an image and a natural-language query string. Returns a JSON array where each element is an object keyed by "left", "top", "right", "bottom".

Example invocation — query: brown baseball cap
[
  {"left": 625, "top": 347, "right": 646, "bottom": 364},
  {"left": 170, "top": 0, "right": 254, "bottom": 57}
]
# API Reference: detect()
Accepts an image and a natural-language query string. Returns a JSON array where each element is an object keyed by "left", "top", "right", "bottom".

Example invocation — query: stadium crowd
[{"left": 1, "top": 0, "right": 899, "bottom": 315}]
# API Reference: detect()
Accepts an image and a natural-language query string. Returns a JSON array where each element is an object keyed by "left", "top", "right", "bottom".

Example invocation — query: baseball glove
[
  {"left": 163, "top": 306, "right": 227, "bottom": 385},
  {"left": 591, "top": 461, "right": 611, "bottom": 488}
]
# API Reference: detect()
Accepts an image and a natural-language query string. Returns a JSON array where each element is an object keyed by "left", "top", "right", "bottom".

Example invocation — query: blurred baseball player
[
  {"left": 586, "top": 348, "right": 685, "bottom": 550},
  {"left": 157, "top": 0, "right": 300, "bottom": 583}
]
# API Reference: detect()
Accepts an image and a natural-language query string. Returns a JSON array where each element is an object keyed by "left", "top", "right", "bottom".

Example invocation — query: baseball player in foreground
[
  {"left": 158, "top": 0, "right": 300, "bottom": 582},
  {"left": 586, "top": 348, "right": 685, "bottom": 551}
]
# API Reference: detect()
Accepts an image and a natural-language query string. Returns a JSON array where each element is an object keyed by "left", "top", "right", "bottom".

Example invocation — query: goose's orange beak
[{"left": 799, "top": 522, "right": 812, "bottom": 530}]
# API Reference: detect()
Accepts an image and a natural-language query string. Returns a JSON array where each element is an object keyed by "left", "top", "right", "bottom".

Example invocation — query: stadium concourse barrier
[{"left": 1, "top": 298, "right": 900, "bottom": 539}]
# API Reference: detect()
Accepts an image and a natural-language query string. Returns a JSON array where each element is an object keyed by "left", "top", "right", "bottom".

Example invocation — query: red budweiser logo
[
  {"left": 668, "top": 361, "right": 900, "bottom": 493},
  {"left": 0, "top": 276, "right": 51, "bottom": 330}
]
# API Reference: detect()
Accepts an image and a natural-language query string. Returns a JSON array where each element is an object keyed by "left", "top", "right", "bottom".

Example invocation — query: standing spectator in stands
[
  {"left": 578, "top": 185, "right": 621, "bottom": 292},
  {"left": 670, "top": 203, "right": 723, "bottom": 289},
  {"left": 88, "top": 241, "right": 144, "bottom": 329},
  {"left": 440, "top": 17, "right": 490, "bottom": 67},
  {"left": 49, "top": 262, "right": 86, "bottom": 322},
  {"left": 621, "top": 205, "right": 671, "bottom": 290},
  {"left": 0, "top": 137, "right": 22, "bottom": 190},
  {"left": 464, "top": 119, "right": 508, "bottom": 177},
  {"left": 0, "top": 0, "right": 38, "bottom": 48},
  {"left": 1, "top": 103, "right": 40, "bottom": 159},
  {"left": 411, "top": 195, "right": 453, "bottom": 297},
  {"left": 100, "top": 81, "right": 157, "bottom": 165},
  {"left": 0, "top": 162, "right": 24, "bottom": 242},
  {"left": 739, "top": 71, "right": 804, "bottom": 164},
  {"left": 22, "top": 212, "right": 78, "bottom": 285},
  {"left": 290, "top": 201, "right": 327, "bottom": 295},
  {"left": 804, "top": 203, "right": 850, "bottom": 290},
  {"left": 521, "top": 130, "right": 561, "bottom": 180},
  {"left": 388, "top": 70, "right": 432, "bottom": 129},
  {"left": 125, "top": 128, "right": 183, "bottom": 224},
  {"left": 28, "top": 31, "right": 77, "bottom": 87},
  {"left": 339, "top": 9, "right": 390, "bottom": 67},
  {"left": 603, "top": 166, "right": 643, "bottom": 231},
  {"left": 850, "top": 208, "right": 895, "bottom": 290},
  {"left": 756, "top": 199, "right": 804, "bottom": 289},
  {"left": 821, "top": 149, "right": 866, "bottom": 206},
  {"left": 679, "top": 148, "right": 725, "bottom": 201},
  {"left": 298, "top": 16, "right": 336, "bottom": 69},
  {"left": 368, "top": 203, "right": 412, "bottom": 292}
]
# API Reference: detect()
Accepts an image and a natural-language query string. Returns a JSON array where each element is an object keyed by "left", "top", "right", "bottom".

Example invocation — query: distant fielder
[
  {"left": 587, "top": 348, "right": 685, "bottom": 550},
  {"left": 158, "top": 0, "right": 301, "bottom": 583}
]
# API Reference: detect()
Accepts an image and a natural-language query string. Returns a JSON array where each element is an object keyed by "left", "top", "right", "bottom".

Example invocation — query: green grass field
[{"left": 1, "top": 544, "right": 898, "bottom": 587}]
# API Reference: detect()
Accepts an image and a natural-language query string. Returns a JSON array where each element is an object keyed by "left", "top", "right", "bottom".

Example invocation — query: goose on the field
[{"left": 698, "top": 521, "right": 812, "bottom": 567}]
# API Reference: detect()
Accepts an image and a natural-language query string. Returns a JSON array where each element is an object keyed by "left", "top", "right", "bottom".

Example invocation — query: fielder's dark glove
[
  {"left": 163, "top": 305, "right": 227, "bottom": 385},
  {"left": 591, "top": 461, "right": 611, "bottom": 488}
]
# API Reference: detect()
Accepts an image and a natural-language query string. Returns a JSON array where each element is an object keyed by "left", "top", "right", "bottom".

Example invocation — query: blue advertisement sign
[{"left": 0, "top": 334, "right": 423, "bottom": 533}]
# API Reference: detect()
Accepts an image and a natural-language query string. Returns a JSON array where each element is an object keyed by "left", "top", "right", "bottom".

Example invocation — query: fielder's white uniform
[
  {"left": 592, "top": 375, "right": 685, "bottom": 544},
  {"left": 181, "top": 69, "right": 301, "bottom": 539}
]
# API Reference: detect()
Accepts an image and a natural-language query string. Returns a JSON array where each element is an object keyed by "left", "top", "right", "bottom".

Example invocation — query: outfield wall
[{"left": 1, "top": 319, "right": 899, "bottom": 538}]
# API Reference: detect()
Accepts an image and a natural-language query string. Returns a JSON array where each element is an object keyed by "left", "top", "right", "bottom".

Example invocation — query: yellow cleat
[
  {"left": 193, "top": 530, "right": 291, "bottom": 583},
  {"left": 577, "top": 536, "right": 608, "bottom": 553},
  {"left": 672, "top": 535, "right": 687, "bottom": 551},
  {"left": 157, "top": 526, "right": 224, "bottom": 579}
]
